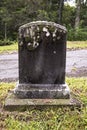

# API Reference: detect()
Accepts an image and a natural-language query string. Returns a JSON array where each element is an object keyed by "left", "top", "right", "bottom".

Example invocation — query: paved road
[{"left": 0, "top": 49, "right": 87, "bottom": 82}]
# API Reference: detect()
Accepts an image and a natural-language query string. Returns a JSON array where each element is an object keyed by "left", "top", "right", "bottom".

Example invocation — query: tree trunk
[
  {"left": 58, "top": 0, "right": 64, "bottom": 24},
  {"left": 75, "top": 0, "right": 81, "bottom": 29},
  {"left": 5, "top": 23, "right": 7, "bottom": 40}
]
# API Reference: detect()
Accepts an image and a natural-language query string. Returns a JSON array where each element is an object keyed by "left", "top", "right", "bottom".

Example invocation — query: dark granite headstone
[{"left": 14, "top": 21, "right": 70, "bottom": 99}]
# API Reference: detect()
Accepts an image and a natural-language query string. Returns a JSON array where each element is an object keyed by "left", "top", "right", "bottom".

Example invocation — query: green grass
[
  {"left": 67, "top": 41, "right": 87, "bottom": 49},
  {"left": 0, "top": 42, "right": 18, "bottom": 53},
  {"left": 0, "top": 41, "right": 87, "bottom": 53},
  {"left": 0, "top": 78, "right": 87, "bottom": 130}
]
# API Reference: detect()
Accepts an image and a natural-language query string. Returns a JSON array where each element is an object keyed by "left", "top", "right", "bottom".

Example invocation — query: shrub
[
  {"left": 0, "top": 39, "right": 14, "bottom": 46},
  {"left": 68, "top": 28, "right": 87, "bottom": 41}
]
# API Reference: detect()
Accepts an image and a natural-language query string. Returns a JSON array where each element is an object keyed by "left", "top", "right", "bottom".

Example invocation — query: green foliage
[
  {"left": 62, "top": 5, "right": 75, "bottom": 29},
  {"left": 0, "top": 0, "right": 87, "bottom": 40},
  {"left": 68, "top": 28, "right": 87, "bottom": 41},
  {"left": 80, "top": 1, "right": 87, "bottom": 27},
  {"left": 0, "top": 39, "right": 14, "bottom": 46}
]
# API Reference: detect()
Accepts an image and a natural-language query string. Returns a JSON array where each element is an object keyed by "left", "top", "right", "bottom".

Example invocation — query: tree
[
  {"left": 75, "top": 0, "right": 81, "bottom": 29},
  {"left": 62, "top": 5, "right": 75, "bottom": 28},
  {"left": 58, "top": 0, "right": 64, "bottom": 24},
  {"left": 0, "top": 0, "right": 86, "bottom": 41},
  {"left": 80, "top": 0, "right": 87, "bottom": 27}
]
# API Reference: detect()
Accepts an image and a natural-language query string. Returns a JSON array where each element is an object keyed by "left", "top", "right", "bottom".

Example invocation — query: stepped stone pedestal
[{"left": 5, "top": 21, "right": 81, "bottom": 111}]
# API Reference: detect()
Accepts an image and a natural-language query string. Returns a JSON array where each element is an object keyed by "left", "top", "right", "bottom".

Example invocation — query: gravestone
[{"left": 14, "top": 21, "right": 70, "bottom": 99}]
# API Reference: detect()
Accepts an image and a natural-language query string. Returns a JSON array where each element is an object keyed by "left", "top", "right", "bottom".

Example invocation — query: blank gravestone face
[{"left": 14, "top": 21, "right": 70, "bottom": 99}]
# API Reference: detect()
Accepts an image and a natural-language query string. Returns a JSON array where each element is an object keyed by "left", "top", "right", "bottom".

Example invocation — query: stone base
[
  {"left": 14, "top": 83, "right": 70, "bottom": 99},
  {"left": 4, "top": 91, "right": 82, "bottom": 111}
]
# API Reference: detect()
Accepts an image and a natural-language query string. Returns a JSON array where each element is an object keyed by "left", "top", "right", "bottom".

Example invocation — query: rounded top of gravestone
[
  {"left": 19, "top": 21, "right": 67, "bottom": 32},
  {"left": 19, "top": 21, "right": 67, "bottom": 51}
]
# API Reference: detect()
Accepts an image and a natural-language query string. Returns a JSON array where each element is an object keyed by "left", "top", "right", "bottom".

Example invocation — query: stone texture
[
  {"left": 14, "top": 84, "right": 70, "bottom": 99},
  {"left": 14, "top": 21, "right": 70, "bottom": 99},
  {"left": 4, "top": 91, "right": 81, "bottom": 111},
  {"left": 18, "top": 21, "right": 66, "bottom": 84}
]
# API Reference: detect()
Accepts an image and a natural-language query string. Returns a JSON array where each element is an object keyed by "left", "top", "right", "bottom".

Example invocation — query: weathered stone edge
[
  {"left": 4, "top": 91, "right": 82, "bottom": 111},
  {"left": 19, "top": 21, "right": 67, "bottom": 32}
]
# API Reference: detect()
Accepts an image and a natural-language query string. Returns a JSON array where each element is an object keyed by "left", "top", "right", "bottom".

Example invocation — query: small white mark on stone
[
  {"left": 33, "top": 41, "right": 39, "bottom": 48},
  {"left": 37, "top": 26, "right": 40, "bottom": 31},
  {"left": 60, "top": 30, "right": 62, "bottom": 33},
  {"left": 37, "top": 35, "right": 40, "bottom": 39},
  {"left": 57, "top": 36, "right": 60, "bottom": 40},
  {"left": 55, "top": 28, "right": 57, "bottom": 32},
  {"left": 63, "top": 30, "right": 66, "bottom": 33},
  {"left": 43, "top": 27, "right": 48, "bottom": 32},
  {"left": 28, "top": 42, "right": 31, "bottom": 46},
  {"left": 19, "top": 41, "right": 23, "bottom": 46},
  {"left": 33, "top": 37, "right": 36, "bottom": 40},
  {"left": 46, "top": 32, "right": 50, "bottom": 37},
  {"left": 53, "top": 51, "right": 56, "bottom": 54},
  {"left": 29, "top": 28, "right": 35, "bottom": 37},
  {"left": 26, "top": 28, "right": 29, "bottom": 34},
  {"left": 53, "top": 33, "right": 56, "bottom": 37}
]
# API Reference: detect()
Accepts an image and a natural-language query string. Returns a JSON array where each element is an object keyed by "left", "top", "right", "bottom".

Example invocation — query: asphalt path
[{"left": 0, "top": 49, "right": 87, "bottom": 82}]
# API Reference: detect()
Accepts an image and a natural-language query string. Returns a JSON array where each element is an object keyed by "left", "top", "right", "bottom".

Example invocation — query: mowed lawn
[{"left": 67, "top": 41, "right": 87, "bottom": 49}]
